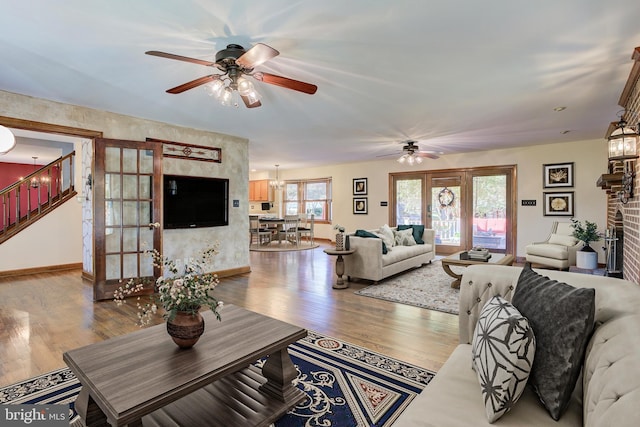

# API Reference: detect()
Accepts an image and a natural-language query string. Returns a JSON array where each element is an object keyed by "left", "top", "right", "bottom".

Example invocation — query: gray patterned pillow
[
  {"left": 472, "top": 296, "right": 536, "bottom": 423},
  {"left": 393, "top": 228, "right": 416, "bottom": 246}
]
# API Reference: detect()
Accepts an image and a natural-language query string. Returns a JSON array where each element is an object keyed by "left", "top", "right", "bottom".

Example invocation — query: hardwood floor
[{"left": 0, "top": 242, "right": 459, "bottom": 387}]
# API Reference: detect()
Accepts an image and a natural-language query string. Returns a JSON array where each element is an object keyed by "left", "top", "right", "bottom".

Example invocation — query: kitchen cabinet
[{"left": 249, "top": 180, "right": 270, "bottom": 201}]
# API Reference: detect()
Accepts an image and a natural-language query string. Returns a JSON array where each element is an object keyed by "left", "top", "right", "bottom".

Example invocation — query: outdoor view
[{"left": 395, "top": 174, "right": 507, "bottom": 250}]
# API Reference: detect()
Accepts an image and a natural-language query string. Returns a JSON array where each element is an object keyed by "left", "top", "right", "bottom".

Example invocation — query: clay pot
[{"left": 166, "top": 310, "right": 205, "bottom": 349}]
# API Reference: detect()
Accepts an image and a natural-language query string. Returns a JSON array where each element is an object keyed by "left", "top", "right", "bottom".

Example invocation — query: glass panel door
[
  {"left": 472, "top": 174, "right": 507, "bottom": 251},
  {"left": 94, "top": 138, "right": 162, "bottom": 301},
  {"left": 429, "top": 175, "right": 464, "bottom": 254},
  {"left": 395, "top": 177, "right": 423, "bottom": 225}
]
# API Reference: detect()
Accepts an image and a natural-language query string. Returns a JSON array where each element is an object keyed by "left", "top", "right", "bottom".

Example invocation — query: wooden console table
[{"left": 64, "top": 305, "right": 307, "bottom": 427}]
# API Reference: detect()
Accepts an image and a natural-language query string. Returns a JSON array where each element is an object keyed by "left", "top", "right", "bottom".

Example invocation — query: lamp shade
[
  {"left": 608, "top": 120, "right": 639, "bottom": 161},
  {"left": 0, "top": 125, "right": 16, "bottom": 155}
]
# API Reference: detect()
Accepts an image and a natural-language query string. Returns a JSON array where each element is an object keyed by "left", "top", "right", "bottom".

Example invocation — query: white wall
[{"left": 261, "top": 139, "right": 608, "bottom": 262}]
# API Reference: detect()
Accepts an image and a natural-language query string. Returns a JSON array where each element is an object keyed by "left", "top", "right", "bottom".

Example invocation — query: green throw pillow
[
  {"left": 354, "top": 229, "right": 388, "bottom": 254},
  {"left": 397, "top": 224, "right": 425, "bottom": 244}
]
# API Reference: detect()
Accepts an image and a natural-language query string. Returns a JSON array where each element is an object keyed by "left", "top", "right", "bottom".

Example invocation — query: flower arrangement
[
  {"left": 333, "top": 224, "right": 346, "bottom": 233},
  {"left": 570, "top": 219, "right": 601, "bottom": 251},
  {"left": 114, "top": 244, "right": 223, "bottom": 326}
]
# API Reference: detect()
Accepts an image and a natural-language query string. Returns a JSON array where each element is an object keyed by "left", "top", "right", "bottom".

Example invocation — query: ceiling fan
[
  {"left": 145, "top": 43, "right": 317, "bottom": 108},
  {"left": 378, "top": 140, "right": 442, "bottom": 164}
]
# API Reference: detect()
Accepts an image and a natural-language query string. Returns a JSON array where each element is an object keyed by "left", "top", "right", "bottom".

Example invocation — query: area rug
[
  {"left": 0, "top": 331, "right": 434, "bottom": 427},
  {"left": 354, "top": 260, "right": 460, "bottom": 315},
  {"left": 250, "top": 242, "right": 319, "bottom": 252}
]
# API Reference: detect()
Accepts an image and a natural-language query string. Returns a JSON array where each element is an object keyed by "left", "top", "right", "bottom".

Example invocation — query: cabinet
[{"left": 249, "top": 180, "right": 271, "bottom": 201}]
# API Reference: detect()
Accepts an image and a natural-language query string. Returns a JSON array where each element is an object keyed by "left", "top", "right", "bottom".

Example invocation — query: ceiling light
[
  {"left": 204, "top": 74, "right": 262, "bottom": 108},
  {"left": 270, "top": 164, "right": 284, "bottom": 189},
  {"left": 397, "top": 152, "right": 423, "bottom": 165},
  {"left": 0, "top": 125, "right": 16, "bottom": 154},
  {"left": 553, "top": 106, "right": 567, "bottom": 112}
]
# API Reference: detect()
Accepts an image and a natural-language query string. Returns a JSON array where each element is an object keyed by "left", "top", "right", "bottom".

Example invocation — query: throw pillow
[
  {"left": 472, "top": 296, "right": 536, "bottom": 423},
  {"left": 393, "top": 228, "right": 416, "bottom": 246},
  {"left": 547, "top": 233, "right": 578, "bottom": 247},
  {"left": 511, "top": 264, "right": 595, "bottom": 421},
  {"left": 354, "top": 229, "right": 388, "bottom": 254},
  {"left": 397, "top": 224, "right": 425, "bottom": 244},
  {"left": 379, "top": 224, "right": 396, "bottom": 247}
]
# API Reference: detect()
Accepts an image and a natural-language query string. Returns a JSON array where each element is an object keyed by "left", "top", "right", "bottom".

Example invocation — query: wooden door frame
[{"left": 389, "top": 165, "right": 517, "bottom": 256}]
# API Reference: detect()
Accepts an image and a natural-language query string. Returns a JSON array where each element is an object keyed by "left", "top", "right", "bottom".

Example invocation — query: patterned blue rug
[{"left": 0, "top": 331, "right": 435, "bottom": 426}]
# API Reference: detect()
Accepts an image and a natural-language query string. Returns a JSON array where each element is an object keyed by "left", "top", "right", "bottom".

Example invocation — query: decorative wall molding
[{"left": 146, "top": 137, "right": 222, "bottom": 163}]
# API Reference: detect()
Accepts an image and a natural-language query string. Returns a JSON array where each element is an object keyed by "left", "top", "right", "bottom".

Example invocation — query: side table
[{"left": 323, "top": 248, "right": 356, "bottom": 289}]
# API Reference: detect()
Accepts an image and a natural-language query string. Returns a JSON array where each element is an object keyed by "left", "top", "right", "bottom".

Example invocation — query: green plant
[
  {"left": 114, "top": 244, "right": 223, "bottom": 326},
  {"left": 570, "top": 219, "right": 600, "bottom": 251}
]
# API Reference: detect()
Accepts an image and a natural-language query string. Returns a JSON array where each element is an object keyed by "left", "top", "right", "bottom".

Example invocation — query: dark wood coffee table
[
  {"left": 64, "top": 304, "right": 307, "bottom": 427},
  {"left": 441, "top": 251, "right": 515, "bottom": 289}
]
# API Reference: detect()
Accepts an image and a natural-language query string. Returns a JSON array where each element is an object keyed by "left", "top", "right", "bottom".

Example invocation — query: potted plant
[
  {"left": 114, "top": 244, "right": 223, "bottom": 348},
  {"left": 570, "top": 219, "right": 600, "bottom": 269}
]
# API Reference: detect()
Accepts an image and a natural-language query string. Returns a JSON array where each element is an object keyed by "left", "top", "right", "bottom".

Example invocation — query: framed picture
[
  {"left": 543, "top": 162, "right": 574, "bottom": 188},
  {"left": 353, "top": 197, "right": 368, "bottom": 214},
  {"left": 353, "top": 178, "right": 367, "bottom": 195},
  {"left": 543, "top": 192, "right": 574, "bottom": 216}
]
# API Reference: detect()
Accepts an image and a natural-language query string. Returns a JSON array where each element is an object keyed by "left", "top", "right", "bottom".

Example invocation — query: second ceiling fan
[{"left": 146, "top": 42, "right": 317, "bottom": 108}]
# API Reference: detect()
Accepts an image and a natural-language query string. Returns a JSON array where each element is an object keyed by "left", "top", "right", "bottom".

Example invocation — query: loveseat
[
  {"left": 394, "top": 264, "right": 640, "bottom": 426},
  {"left": 344, "top": 225, "right": 435, "bottom": 283}
]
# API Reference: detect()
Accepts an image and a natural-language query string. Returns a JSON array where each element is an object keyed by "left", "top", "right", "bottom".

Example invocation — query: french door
[
  {"left": 93, "top": 138, "right": 163, "bottom": 301},
  {"left": 391, "top": 166, "right": 516, "bottom": 255}
]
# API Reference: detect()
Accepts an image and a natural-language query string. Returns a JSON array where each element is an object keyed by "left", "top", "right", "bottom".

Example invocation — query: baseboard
[{"left": 0, "top": 262, "right": 83, "bottom": 278}]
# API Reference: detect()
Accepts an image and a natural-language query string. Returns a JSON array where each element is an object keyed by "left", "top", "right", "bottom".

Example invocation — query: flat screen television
[{"left": 163, "top": 174, "right": 229, "bottom": 229}]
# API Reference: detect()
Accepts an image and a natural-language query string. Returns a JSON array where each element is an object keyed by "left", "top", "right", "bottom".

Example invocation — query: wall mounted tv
[{"left": 163, "top": 174, "right": 229, "bottom": 229}]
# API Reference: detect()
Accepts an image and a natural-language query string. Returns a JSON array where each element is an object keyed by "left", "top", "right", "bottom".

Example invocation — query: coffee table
[
  {"left": 64, "top": 304, "right": 307, "bottom": 427},
  {"left": 441, "top": 251, "right": 515, "bottom": 289}
]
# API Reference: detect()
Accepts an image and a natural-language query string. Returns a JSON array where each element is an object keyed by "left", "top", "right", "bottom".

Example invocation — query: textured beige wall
[{"left": 0, "top": 90, "right": 249, "bottom": 272}]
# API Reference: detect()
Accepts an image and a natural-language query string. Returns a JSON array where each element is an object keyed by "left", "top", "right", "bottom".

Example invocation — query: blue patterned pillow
[
  {"left": 472, "top": 296, "right": 536, "bottom": 423},
  {"left": 396, "top": 224, "right": 425, "bottom": 244}
]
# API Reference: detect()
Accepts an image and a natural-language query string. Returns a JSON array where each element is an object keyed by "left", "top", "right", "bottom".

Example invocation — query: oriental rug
[
  {"left": 354, "top": 260, "right": 460, "bottom": 315},
  {"left": 0, "top": 331, "right": 435, "bottom": 427}
]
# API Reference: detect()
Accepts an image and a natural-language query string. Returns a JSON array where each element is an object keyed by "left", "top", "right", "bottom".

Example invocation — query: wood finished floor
[{"left": 0, "top": 242, "right": 459, "bottom": 387}]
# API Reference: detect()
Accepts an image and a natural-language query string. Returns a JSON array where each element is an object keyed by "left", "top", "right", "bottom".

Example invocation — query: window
[{"left": 283, "top": 178, "right": 332, "bottom": 222}]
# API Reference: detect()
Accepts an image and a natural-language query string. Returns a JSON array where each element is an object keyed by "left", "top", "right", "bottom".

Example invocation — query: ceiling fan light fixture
[
  {"left": 236, "top": 78, "right": 253, "bottom": 95},
  {"left": 220, "top": 87, "right": 234, "bottom": 106},
  {"left": 205, "top": 79, "right": 224, "bottom": 97},
  {"left": 0, "top": 125, "right": 16, "bottom": 155}
]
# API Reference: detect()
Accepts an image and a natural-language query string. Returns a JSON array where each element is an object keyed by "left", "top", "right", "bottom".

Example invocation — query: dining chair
[
  {"left": 249, "top": 215, "right": 272, "bottom": 247},
  {"left": 297, "top": 213, "right": 314, "bottom": 245},
  {"left": 279, "top": 215, "right": 300, "bottom": 246}
]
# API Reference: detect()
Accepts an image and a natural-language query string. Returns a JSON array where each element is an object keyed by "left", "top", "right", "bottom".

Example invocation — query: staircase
[{"left": 0, "top": 152, "right": 77, "bottom": 244}]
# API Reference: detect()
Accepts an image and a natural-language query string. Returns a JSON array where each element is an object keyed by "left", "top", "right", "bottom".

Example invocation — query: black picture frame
[
  {"left": 353, "top": 197, "right": 368, "bottom": 214},
  {"left": 543, "top": 162, "right": 574, "bottom": 188},
  {"left": 543, "top": 192, "right": 574, "bottom": 216},
  {"left": 353, "top": 178, "right": 367, "bottom": 195}
]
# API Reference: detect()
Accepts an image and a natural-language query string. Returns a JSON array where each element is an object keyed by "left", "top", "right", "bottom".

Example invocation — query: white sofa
[
  {"left": 344, "top": 226, "right": 435, "bottom": 283},
  {"left": 394, "top": 264, "right": 640, "bottom": 426}
]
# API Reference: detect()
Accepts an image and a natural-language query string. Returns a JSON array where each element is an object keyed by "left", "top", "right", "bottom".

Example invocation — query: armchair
[{"left": 525, "top": 221, "right": 581, "bottom": 270}]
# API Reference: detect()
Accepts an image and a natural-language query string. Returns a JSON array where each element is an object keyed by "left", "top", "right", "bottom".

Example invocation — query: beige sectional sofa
[
  {"left": 344, "top": 226, "right": 436, "bottom": 283},
  {"left": 394, "top": 264, "right": 640, "bottom": 426}
]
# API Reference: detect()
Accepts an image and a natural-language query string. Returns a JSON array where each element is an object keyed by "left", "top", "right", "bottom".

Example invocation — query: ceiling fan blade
[
  {"left": 417, "top": 152, "right": 440, "bottom": 159},
  {"left": 166, "top": 75, "right": 219, "bottom": 94},
  {"left": 236, "top": 43, "right": 279, "bottom": 69},
  {"left": 146, "top": 50, "right": 216, "bottom": 67},
  {"left": 255, "top": 72, "right": 317, "bottom": 94},
  {"left": 241, "top": 95, "right": 262, "bottom": 108}
]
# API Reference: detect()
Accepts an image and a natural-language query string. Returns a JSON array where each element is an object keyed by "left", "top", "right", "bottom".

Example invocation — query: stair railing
[{"left": 0, "top": 152, "right": 76, "bottom": 243}]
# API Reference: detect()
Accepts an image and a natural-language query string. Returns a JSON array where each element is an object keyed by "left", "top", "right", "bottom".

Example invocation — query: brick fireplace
[{"left": 600, "top": 46, "right": 640, "bottom": 284}]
